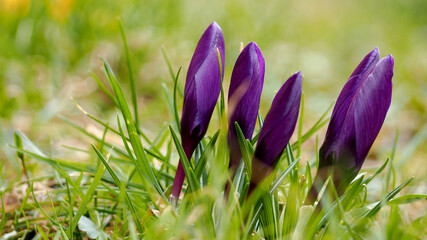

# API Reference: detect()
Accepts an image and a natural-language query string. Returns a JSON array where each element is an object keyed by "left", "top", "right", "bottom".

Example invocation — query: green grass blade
[
  {"left": 362, "top": 177, "right": 414, "bottom": 219},
  {"left": 161, "top": 47, "right": 176, "bottom": 81},
  {"left": 194, "top": 130, "right": 220, "bottom": 179},
  {"left": 161, "top": 47, "right": 184, "bottom": 97},
  {"left": 387, "top": 194, "right": 427, "bottom": 205},
  {"left": 118, "top": 18, "right": 139, "bottom": 128},
  {"left": 363, "top": 158, "right": 389, "bottom": 185},
  {"left": 92, "top": 144, "right": 144, "bottom": 233},
  {"left": 173, "top": 67, "right": 182, "bottom": 132},
  {"left": 297, "top": 91, "right": 304, "bottom": 158},
  {"left": 291, "top": 100, "right": 334, "bottom": 149},
  {"left": 90, "top": 71, "right": 119, "bottom": 107},
  {"left": 384, "top": 130, "right": 399, "bottom": 196},
  {"left": 217, "top": 48, "right": 225, "bottom": 119},
  {"left": 47, "top": 192, "right": 69, "bottom": 239},
  {"left": 102, "top": 58, "right": 166, "bottom": 200},
  {"left": 260, "top": 192, "right": 279, "bottom": 239},
  {"left": 169, "top": 126, "right": 200, "bottom": 192},
  {"left": 117, "top": 116, "right": 162, "bottom": 210},
  {"left": 269, "top": 158, "right": 300, "bottom": 193},
  {"left": 72, "top": 98, "right": 129, "bottom": 140},
  {"left": 59, "top": 115, "right": 130, "bottom": 158},
  {"left": 66, "top": 153, "right": 107, "bottom": 237},
  {"left": 341, "top": 176, "right": 364, "bottom": 210},
  {"left": 258, "top": 110, "right": 264, "bottom": 129},
  {"left": 244, "top": 158, "right": 300, "bottom": 236},
  {"left": 234, "top": 122, "right": 252, "bottom": 177},
  {"left": 0, "top": 191, "right": 5, "bottom": 233}
]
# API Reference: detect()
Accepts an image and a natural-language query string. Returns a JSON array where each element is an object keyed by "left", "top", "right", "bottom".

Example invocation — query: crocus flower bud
[
  {"left": 306, "top": 48, "right": 394, "bottom": 204},
  {"left": 226, "top": 42, "right": 264, "bottom": 191},
  {"left": 170, "top": 22, "right": 225, "bottom": 203},
  {"left": 249, "top": 72, "right": 302, "bottom": 194}
]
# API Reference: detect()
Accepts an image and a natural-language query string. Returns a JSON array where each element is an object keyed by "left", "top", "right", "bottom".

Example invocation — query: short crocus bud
[
  {"left": 306, "top": 48, "right": 393, "bottom": 204},
  {"left": 170, "top": 22, "right": 225, "bottom": 203},
  {"left": 249, "top": 72, "right": 302, "bottom": 194},
  {"left": 225, "top": 42, "right": 264, "bottom": 197}
]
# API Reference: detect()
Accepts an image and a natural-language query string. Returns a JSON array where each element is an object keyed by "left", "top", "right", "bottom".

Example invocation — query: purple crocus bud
[
  {"left": 226, "top": 42, "right": 264, "bottom": 193},
  {"left": 170, "top": 22, "right": 225, "bottom": 203},
  {"left": 306, "top": 48, "right": 394, "bottom": 204},
  {"left": 249, "top": 72, "right": 302, "bottom": 194}
]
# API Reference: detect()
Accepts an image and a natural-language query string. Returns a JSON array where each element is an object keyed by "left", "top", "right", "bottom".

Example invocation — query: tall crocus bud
[
  {"left": 170, "top": 22, "right": 225, "bottom": 203},
  {"left": 306, "top": 48, "right": 393, "bottom": 204},
  {"left": 225, "top": 42, "right": 265, "bottom": 197},
  {"left": 249, "top": 72, "right": 302, "bottom": 194}
]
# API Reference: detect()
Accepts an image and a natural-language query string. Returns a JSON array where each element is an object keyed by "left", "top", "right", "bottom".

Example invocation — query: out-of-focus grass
[{"left": 0, "top": 0, "right": 426, "bottom": 237}]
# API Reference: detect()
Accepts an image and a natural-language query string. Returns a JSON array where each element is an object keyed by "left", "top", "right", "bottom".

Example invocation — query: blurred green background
[{"left": 0, "top": 0, "right": 426, "bottom": 215}]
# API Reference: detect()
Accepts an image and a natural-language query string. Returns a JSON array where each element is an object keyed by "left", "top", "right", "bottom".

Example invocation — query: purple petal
[
  {"left": 228, "top": 42, "right": 265, "bottom": 141},
  {"left": 227, "top": 42, "right": 265, "bottom": 174},
  {"left": 181, "top": 22, "right": 225, "bottom": 144},
  {"left": 319, "top": 51, "right": 393, "bottom": 189},
  {"left": 353, "top": 55, "right": 393, "bottom": 166},
  {"left": 254, "top": 71, "right": 302, "bottom": 166},
  {"left": 171, "top": 22, "right": 225, "bottom": 203},
  {"left": 185, "top": 22, "right": 225, "bottom": 93}
]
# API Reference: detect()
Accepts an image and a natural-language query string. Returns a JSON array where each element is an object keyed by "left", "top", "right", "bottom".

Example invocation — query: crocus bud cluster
[{"left": 171, "top": 22, "right": 393, "bottom": 205}]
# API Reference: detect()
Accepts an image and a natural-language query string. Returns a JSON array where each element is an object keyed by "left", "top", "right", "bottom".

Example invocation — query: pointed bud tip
[
  {"left": 388, "top": 54, "right": 394, "bottom": 67},
  {"left": 368, "top": 47, "right": 380, "bottom": 59},
  {"left": 209, "top": 21, "right": 221, "bottom": 30},
  {"left": 248, "top": 41, "right": 258, "bottom": 47},
  {"left": 243, "top": 42, "right": 259, "bottom": 52},
  {"left": 291, "top": 71, "right": 303, "bottom": 84}
]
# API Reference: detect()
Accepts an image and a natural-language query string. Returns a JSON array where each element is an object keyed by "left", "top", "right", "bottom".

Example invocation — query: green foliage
[{"left": 0, "top": 1, "right": 426, "bottom": 238}]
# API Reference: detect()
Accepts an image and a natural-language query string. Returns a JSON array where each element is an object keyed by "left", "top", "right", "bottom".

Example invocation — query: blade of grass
[
  {"left": 291, "top": 100, "right": 334, "bottom": 149},
  {"left": 161, "top": 46, "right": 184, "bottom": 97},
  {"left": 235, "top": 122, "right": 252, "bottom": 177},
  {"left": 169, "top": 126, "right": 200, "bottom": 192},
  {"left": 297, "top": 92, "right": 304, "bottom": 158},
  {"left": 92, "top": 144, "right": 144, "bottom": 233},
  {"left": 66, "top": 152, "right": 108, "bottom": 237},
  {"left": 173, "top": 67, "right": 182, "bottom": 132},
  {"left": 90, "top": 71, "right": 119, "bottom": 107},
  {"left": 260, "top": 192, "right": 279, "bottom": 239},
  {"left": 71, "top": 98, "right": 128, "bottom": 141},
  {"left": 47, "top": 191, "right": 69, "bottom": 239},
  {"left": 328, "top": 178, "right": 360, "bottom": 239},
  {"left": 363, "top": 158, "right": 389, "bottom": 185},
  {"left": 0, "top": 191, "right": 5, "bottom": 233},
  {"left": 71, "top": 99, "right": 166, "bottom": 159},
  {"left": 341, "top": 176, "right": 364, "bottom": 210},
  {"left": 362, "top": 177, "right": 414, "bottom": 219},
  {"left": 118, "top": 18, "right": 139, "bottom": 128},
  {"left": 387, "top": 194, "right": 427, "bottom": 205},
  {"left": 217, "top": 48, "right": 225, "bottom": 119},
  {"left": 194, "top": 130, "right": 220, "bottom": 179},
  {"left": 258, "top": 110, "right": 264, "bottom": 129},
  {"left": 103, "top": 59, "right": 166, "bottom": 200},
  {"left": 244, "top": 158, "right": 300, "bottom": 236},
  {"left": 283, "top": 144, "right": 299, "bottom": 235},
  {"left": 31, "top": 184, "right": 60, "bottom": 227},
  {"left": 384, "top": 130, "right": 399, "bottom": 196},
  {"left": 59, "top": 115, "right": 129, "bottom": 158},
  {"left": 117, "top": 116, "right": 162, "bottom": 210}
]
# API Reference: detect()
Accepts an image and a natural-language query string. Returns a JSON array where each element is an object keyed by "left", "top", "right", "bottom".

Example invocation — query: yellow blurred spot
[
  {"left": 48, "top": 0, "right": 75, "bottom": 22},
  {"left": 1, "top": 0, "right": 31, "bottom": 16}
]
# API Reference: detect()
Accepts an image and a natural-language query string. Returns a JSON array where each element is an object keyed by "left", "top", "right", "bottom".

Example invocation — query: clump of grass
[{"left": 1, "top": 21, "right": 425, "bottom": 240}]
